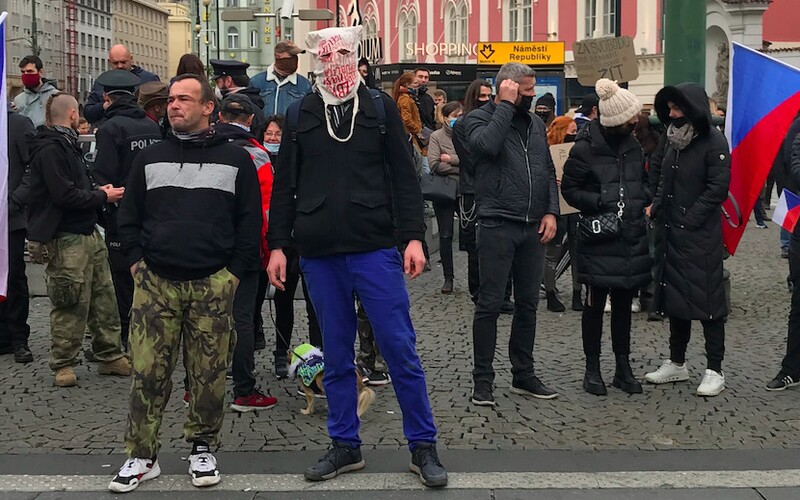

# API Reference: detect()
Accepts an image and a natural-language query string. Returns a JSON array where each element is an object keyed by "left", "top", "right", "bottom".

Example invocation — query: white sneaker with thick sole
[
  {"left": 108, "top": 457, "right": 161, "bottom": 493},
  {"left": 644, "top": 360, "right": 690, "bottom": 384},
  {"left": 189, "top": 451, "right": 221, "bottom": 487},
  {"left": 697, "top": 369, "right": 725, "bottom": 396}
]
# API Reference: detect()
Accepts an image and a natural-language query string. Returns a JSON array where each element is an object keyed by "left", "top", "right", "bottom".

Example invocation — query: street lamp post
[
  {"left": 203, "top": 0, "right": 211, "bottom": 74},
  {"left": 195, "top": 0, "right": 202, "bottom": 55}
]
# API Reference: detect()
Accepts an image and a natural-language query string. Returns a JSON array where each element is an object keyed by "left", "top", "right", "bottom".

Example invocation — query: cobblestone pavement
[{"left": 1, "top": 220, "right": 799, "bottom": 455}]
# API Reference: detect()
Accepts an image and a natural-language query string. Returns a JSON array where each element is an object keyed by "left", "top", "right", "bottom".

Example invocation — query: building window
[
  {"left": 226, "top": 0, "right": 238, "bottom": 6},
  {"left": 445, "top": 1, "right": 468, "bottom": 62},
  {"left": 363, "top": 16, "right": 378, "bottom": 38},
  {"left": 227, "top": 27, "right": 239, "bottom": 49},
  {"left": 250, "top": 30, "right": 258, "bottom": 48},
  {"left": 585, "top": 0, "right": 617, "bottom": 37},
  {"left": 507, "top": 0, "right": 532, "bottom": 42},
  {"left": 398, "top": 8, "right": 417, "bottom": 63}
]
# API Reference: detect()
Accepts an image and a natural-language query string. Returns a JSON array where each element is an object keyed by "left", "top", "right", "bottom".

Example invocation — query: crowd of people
[{"left": 3, "top": 24, "right": 800, "bottom": 494}]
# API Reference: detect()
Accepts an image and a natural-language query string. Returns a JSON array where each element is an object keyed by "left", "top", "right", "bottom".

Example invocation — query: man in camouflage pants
[
  {"left": 26, "top": 93, "right": 130, "bottom": 387},
  {"left": 110, "top": 74, "right": 261, "bottom": 493}
]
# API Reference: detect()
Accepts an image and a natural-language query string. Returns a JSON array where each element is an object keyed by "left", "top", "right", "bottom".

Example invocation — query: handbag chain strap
[{"left": 616, "top": 159, "right": 626, "bottom": 219}]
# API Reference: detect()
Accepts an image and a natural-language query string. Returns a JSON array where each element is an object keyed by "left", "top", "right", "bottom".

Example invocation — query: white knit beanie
[{"left": 595, "top": 78, "right": 642, "bottom": 127}]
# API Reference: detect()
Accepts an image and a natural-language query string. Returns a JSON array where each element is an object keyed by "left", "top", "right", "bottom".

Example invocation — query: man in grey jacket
[
  {"left": 13, "top": 55, "right": 59, "bottom": 128},
  {"left": 463, "top": 62, "right": 559, "bottom": 407}
]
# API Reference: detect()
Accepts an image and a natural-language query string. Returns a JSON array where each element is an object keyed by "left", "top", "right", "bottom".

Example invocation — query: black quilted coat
[
  {"left": 561, "top": 120, "right": 652, "bottom": 289},
  {"left": 651, "top": 83, "right": 731, "bottom": 320}
]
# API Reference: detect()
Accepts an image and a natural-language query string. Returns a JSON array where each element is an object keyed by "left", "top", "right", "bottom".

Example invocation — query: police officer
[
  {"left": 91, "top": 69, "right": 162, "bottom": 349},
  {"left": 209, "top": 59, "right": 267, "bottom": 137}
]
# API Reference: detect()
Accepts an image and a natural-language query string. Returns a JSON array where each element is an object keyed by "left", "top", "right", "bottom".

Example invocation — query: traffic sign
[{"left": 477, "top": 41, "right": 565, "bottom": 66}]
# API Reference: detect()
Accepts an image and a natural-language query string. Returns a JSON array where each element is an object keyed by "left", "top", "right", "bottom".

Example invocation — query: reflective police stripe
[{"left": 144, "top": 162, "right": 238, "bottom": 194}]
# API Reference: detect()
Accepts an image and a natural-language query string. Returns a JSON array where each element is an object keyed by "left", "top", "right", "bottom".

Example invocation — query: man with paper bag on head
[{"left": 267, "top": 26, "right": 447, "bottom": 488}]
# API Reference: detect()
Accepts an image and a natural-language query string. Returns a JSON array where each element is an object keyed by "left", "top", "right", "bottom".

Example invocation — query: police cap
[
  {"left": 210, "top": 59, "right": 250, "bottom": 80},
  {"left": 96, "top": 69, "right": 141, "bottom": 95}
]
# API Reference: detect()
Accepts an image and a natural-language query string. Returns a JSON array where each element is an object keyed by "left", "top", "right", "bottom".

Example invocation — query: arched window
[
  {"left": 250, "top": 29, "right": 258, "bottom": 48},
  {"left": 507, "top": 0, "right": 532, "bottom": 42},
  {"left": 398, "top": 9, "right": 417, "bottom": 63},
  {"left": 227, "top": 27, "right": 239, "bottom": 49},
  {"left": 364, "top": 16, "right": 378, "bottom": 38},
  {"left": 445, "top": 1, "right": 468, "bottom": 62}
]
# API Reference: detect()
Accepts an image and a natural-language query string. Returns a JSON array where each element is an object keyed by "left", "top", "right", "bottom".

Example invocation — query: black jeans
[
  {"left": 582, "top": 286, "right": 636, "bottom": 356},
  {"left": 274, "top": 269, "right": 322, "bottom": 351},
  {"left": 433, "top": 198, "right": 456, "bottom": 280},
  {"left": 232, "top": 271, "right": 259, "bottom": 397},
  {"left": 473, "top": 218, "right": 545, "bottom": 384},
  {"left": 0, "top": 229, "right": 29, "bottom": 349},
  {"left": 669, "top": 316, "right": 726, "bottom": 372},
  {"left": 781, "top": 237, "right": 800, "bottom": 378},
  {"left": 108, "top": 247, "right": 133, "bottom": 348}
]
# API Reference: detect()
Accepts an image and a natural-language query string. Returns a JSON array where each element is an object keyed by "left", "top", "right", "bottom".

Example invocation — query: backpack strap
[
  {"left": 285, "top": 99, "right": 303, "bottom": 189},
  {"left": 368, "top": 89, "right": 387, "bottom": 136}
]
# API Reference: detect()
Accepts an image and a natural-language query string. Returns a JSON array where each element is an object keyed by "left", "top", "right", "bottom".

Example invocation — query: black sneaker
[
  {"left": 356, "top": 364, "right": 371, "bottom": 384},
  {"left": 511, "top": 376, "right": 558, "bottom": 400},
  {"left": 471, "top": 382, "right": 496, "bottom": 406},
  {"left": 274, "top": 349, "right": 289, "bottom": 380},
  {"left": 766, "top": 373, "right": 800, "bottom": 391},
  {"left": 304, "top": 441, "right": 365, "bottom": 481},
  {"left": 13, "top": 346, "right": 33, "bottom": 363},
  {"left": 409, "top": 442, "right": 448, "bottom": 488},
  {"left": 367, "top": 371, "right": 391, "bottom": 386}
]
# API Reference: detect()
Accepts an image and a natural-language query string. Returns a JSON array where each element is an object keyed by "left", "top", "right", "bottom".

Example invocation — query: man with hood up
[
  {"left": 645, "top": 83, "right": 731, "bottom": 397},
  {"left": 267, "top": 25, "right": 447, "bottom": 488}
]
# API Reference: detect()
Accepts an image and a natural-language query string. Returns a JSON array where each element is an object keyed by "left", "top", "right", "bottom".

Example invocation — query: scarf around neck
[
  {"left": 172, "top": 126, "right": 215, "bottom": 144},
  {"left": 666, "top": 122, "right": 695, "bottom": 151},
  {"left": 52, "top": 125, "right": 78, "bottom": 142}
]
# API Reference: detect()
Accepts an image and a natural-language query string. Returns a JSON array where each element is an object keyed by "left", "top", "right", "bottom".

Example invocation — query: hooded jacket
[
  {"left": 84, "top": 66, "right": 160, "bottom": 124},
  {"left": 561, "top": 120, "right": 652, "bottom": 289},
  {"left": 27, "top": 127, "right": 107, "bottom": 242},
  {"left": 13, "top": 81, "right": 59, "bottom": 128},
  {"left": 116, "top": 130, "right": 262, "bottom": 281},
  {"left": 7, "top": 111, "right": 36, "bottom": 232},
  {"left": 462, "top": 99, "right": 559, "bottom": 223},
  {"left": 652, "top": 83, "right": 731, "bottom": 320}
]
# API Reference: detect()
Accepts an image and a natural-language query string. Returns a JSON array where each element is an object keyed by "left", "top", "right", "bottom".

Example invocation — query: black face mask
[
  {"left": 564, "top": 133, "right": 577, "bottom": 143},
  {"left": 516, "top": 95, "right": 534, "bottom": 114},
  {"left": 535, "top": 111, "right": 553, "bottom": 123},
  {"left": 671, "top": 116, "right": 689, "bottom": 128}
]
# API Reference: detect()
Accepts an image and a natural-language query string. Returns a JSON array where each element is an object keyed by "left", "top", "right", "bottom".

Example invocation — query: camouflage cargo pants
[
  {"left": 46, "top": 230, "right": 124, "bottom": 371},
  {"left": 356, "top": 300, "right": 387, "bottom": 372},
  {"left": 124, "top": 262, "right": 236, "bottom": 459}
]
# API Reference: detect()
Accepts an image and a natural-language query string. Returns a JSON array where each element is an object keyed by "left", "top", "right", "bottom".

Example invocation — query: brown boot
[
  {"left": 55, "top": 367, "right": 77, "bottom": 387},
  {"left": 98, "top": 356, "right": 131, "bottom": 376}
]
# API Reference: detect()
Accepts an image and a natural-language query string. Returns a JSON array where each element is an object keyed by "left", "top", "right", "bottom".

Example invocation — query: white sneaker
[
  {"left": 189, "top": 448, "right": 221, "bottom": 487},
  {"left": 644, "top": 360, "right": 690, "bottom": 384},
  {"left": 108, "top": 457, "right": 161, "bottom": 493},
  {"left": 604, "top": 297, "right": 611, "bottom": 313},
  {"left": 631, "top": 298, "right": 641, "bottom": 313},
  {"left": 697, "top": 369, "right": 725, "bottom": 396}
]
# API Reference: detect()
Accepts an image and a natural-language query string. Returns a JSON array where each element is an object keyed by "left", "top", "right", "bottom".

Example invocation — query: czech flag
[
  {"left": 772, "top": 189, "right": 800, "bottom": 232},
  {"left": 723, "top": 42, "right": 800, "bottom": 255}
]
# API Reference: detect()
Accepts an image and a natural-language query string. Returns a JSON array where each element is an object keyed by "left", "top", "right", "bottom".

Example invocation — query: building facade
[
  {"left": 112, "top": 0, "right": 170, "bottom": 79},
  {"left": 76, "top": 0, "right": 114, "bottom": 104},
  {"left": 158, "top": 0, "right": 192, "bottom": 76},
  {"left": 1, "top": 0, "right": 65, "bottom": 97}
]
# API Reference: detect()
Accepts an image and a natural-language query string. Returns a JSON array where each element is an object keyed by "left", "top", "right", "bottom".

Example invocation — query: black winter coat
[
  {"left": 652, "top": 83, "right": 731, "bottom": 320},
  {"left": 462, "top": 100, "right": 559, "bottom": 223},
  {"left": 7, "top": 112, "right": 35, "bottom": 232},
  {"left": 268, "top": 85, "right": 425, "bottom": 257},
  {"left": 561, "top": 121, "right": 652, "bottom": 289},
  {"left": 452, "top": 116, "right": 474, "bottom": 195}
]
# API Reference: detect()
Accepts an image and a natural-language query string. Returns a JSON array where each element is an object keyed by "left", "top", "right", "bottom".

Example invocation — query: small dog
[{"left": 289, "top": 344, "right": 375, "bottom": 417}]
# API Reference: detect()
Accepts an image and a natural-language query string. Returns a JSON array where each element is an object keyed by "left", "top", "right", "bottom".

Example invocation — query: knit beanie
[
  {"left": 595, "top": 79, "right": 642, "bottom": 127},
  {"left": 535, "top": 92, "right": 555, "bottom": 110}
]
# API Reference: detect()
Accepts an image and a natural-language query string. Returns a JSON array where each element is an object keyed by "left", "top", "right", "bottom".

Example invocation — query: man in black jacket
[
  {"left": 91, "top": 69, "right": 162, "bottom": 350},
  {"left": 463, "top": 62, "right": 559, "bottom": 407},
  {"left": 26, "top": 93, "right": 130, "bottom": 387},
  {"left": 110, "top": 74, "right": 262, "bottom": 493},
  {"left": 412, "top": 68, "right": 436, "bottom": 131},
  {"left": 267, "top": 26, "right": 446, "bottom": 488},
  {"left": 0, "top": 110, "right": 35, "bottom": 363}
]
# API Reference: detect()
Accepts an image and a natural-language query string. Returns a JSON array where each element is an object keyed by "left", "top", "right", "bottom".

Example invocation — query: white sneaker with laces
[
  {"left": 644, "top": 360, "right": 690, "bottom": 384},
  {"left": 631, "top": 298, "right": 641, "bottom": 313},
  {"left": 108, "top": 457, "right": 161, "bottom": 493},
  {"left": 697, "top": 369, "right": 725, "bottom": 396},
  {"left": 189, "top": 450, "right": 220, "bottom": 487}
]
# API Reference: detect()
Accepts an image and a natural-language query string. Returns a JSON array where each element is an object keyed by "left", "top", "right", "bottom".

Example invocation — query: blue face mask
[
  {"left": 448, "top": 118, "right": 457, "bottom": 128},
  {"left": 264, "top": 142, "right": 280, "bottom": 154}
]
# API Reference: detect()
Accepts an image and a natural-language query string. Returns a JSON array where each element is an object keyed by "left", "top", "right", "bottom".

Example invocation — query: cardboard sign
[
  {"left": 550, "top": 143, "right": 579, "bottom": 216},
  {"left": 573, "top": 36, "right": 639, "bottom": 86}
]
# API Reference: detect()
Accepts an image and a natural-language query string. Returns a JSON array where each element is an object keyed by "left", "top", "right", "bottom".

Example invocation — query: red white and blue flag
[
  {"left": 723, "top": 42, "right": 800, "bottom": 255},
  {"left": 772, "top": 189, "right": 800, "bottom": 232},
  {"left": 0, "top": 12, "right": 9, "bottom": 299}
]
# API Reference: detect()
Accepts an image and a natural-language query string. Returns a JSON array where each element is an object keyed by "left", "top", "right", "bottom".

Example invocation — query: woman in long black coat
[
  {"left": 644, "top": 83, "right": 731, "bottom": 397},
  {"left": 562, "top": 79, "right": 652, "bottom": 396}
]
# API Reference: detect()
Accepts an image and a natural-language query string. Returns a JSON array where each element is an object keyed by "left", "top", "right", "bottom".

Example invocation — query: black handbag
[
  {"left": 420, "top": 173, "right": 457, "bottom": 202},
  {"left": 577, "top": 165, "right": 625, "bottom": 244}
]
